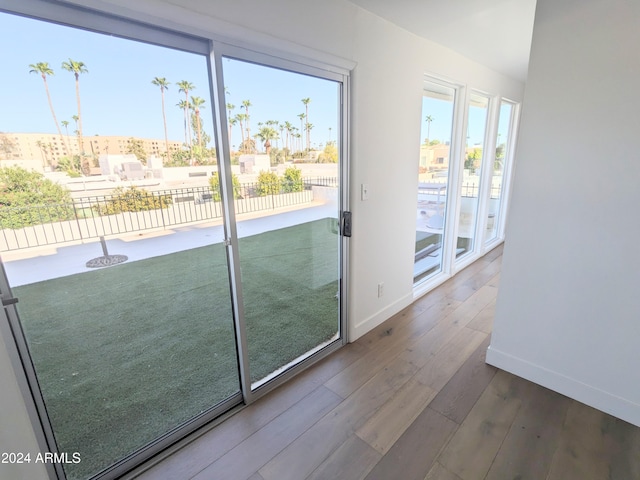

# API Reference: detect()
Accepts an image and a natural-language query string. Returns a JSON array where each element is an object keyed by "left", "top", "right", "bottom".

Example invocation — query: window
[
  {"left": 415, "top": 80, "right": 457, "bottom": 284},
  {"left": 456, "top": 92, "right": 490, "bottom": 259},
  {"left": 486, "top": 100, "right": 515, "bottom": 243}
]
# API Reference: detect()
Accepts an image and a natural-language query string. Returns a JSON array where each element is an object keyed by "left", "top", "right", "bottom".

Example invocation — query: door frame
[{"left": 209, "top": 41, "right": 351, "bottom": 404}]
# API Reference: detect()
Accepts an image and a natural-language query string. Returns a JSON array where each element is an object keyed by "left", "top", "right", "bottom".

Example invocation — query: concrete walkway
[{"left": 2, "top": 202, "right": 336, "bottom": 287}]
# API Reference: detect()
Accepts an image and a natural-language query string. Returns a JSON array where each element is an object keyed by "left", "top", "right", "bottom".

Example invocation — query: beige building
[{"left": 0, "top": 132, "right": 183, "bottom": 169}]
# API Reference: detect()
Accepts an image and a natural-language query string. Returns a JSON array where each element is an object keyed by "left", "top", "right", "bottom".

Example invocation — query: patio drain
[{"left": 86, "top": 236, "right": 128, "bottom": 268}]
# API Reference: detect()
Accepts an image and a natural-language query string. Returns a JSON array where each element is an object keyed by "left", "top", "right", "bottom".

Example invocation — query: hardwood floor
[{"left": 133, "top": 245, "right": 640, "bottom": 480}]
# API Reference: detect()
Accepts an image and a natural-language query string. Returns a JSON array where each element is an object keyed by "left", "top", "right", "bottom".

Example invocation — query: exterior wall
[{"left": 488, "top": 0, "right": 640, "bottom": 426}]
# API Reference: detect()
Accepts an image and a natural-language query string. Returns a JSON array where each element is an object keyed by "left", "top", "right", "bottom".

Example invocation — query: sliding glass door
[
  {"left": 0, "top": 4, "right": 347, "bottom": 479},
  {"left": 217, "top": 55, "right": 343, "bottom": 389},
  {"left": 0, "top": 11, "right": 242, "bottom": 480}
]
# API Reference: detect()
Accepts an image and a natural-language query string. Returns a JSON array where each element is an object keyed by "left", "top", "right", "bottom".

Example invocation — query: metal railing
[{"left": 1, "top": 179, "right": 337, "bottom": 252}]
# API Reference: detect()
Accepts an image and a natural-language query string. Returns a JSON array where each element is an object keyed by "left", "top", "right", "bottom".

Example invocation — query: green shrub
[
  {"left": 0, "top": 166, "right": 75, "bottom": 228},
  {"left": 281, "top": 167, "right": 304, "bottom": 193},
  {"left": 209, "top": 172, "right": 241, "bottom": 200},
  {"left": 92, "top": 187, "right": 172, "bottom": 216},
  {"left": 256, "top": 170, "right": 280, "bottom": 196}
]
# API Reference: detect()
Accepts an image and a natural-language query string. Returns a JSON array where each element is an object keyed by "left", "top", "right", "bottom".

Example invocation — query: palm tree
[
  {"left": 176, "top": 100, "right": 190, "bottom": 147},
  {"left": 228, "top": 117, "right": 238, "bottom": 150},
  {"left": 425, "top": 115, "right": 434, "bottom": 142},
  {"left": 255, "top": 126, "right": 279, "bottom": 154},
  {"left": 29, "top": 62, "right": 68, "bottom": 158},
  {"left": 306, "top": 123, "right": 314, "bottom": 150},
  {"left": 241, "top": 99, "right": 252, "bottom": 140},
  {"left": 177, "top": 80, "right": 195, "bottom": 151},
  {"left": 302, "top": 97, "right": 311, "bottom": 151},
  {"left": 278, "top": 123, "right": 284, "bottom": 150},
  {"left": 284, "top": 121, "right": 294, "bottom": 152},
  {"left": 190, "top": 96, "right": 206, "bottom": 152},
  {"left": 226, "top": 103, "right": 235, "bottom": 144},
  {"left": 235, "top": 113, "right": 247, "bottom": 152},
  {"left": 151, "top": 77, "right": 171, "bottom": 163},
  {"left": 297, "top": 113, "right": 306, "bottom": 153},
  {"left": 61, "top": 59, "right": 88, "bottom": 159}
]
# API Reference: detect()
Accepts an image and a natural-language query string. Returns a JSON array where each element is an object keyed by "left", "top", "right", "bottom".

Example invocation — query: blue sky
[{"left": 0, "top": 11, "right": 339, "bottom": 150}]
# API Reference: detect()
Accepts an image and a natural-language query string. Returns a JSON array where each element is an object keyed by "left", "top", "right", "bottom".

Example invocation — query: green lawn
[{"left": 14, "top": 218, "right": 339, "bottom": 480}]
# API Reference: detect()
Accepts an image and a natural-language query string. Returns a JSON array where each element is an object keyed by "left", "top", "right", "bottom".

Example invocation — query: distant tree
[
  {"left": 151, "top": 77, "right": 171, "bottom": 163},
  {"left": 177, "top": 80, "right": 195, "bottom": 153},
  {"left": 235, "top": 113, "right": 247, "bottom": 152},
  {"left": 29, "top": 62, "right": 68, "bottom": 156},
  {"left": 125, "top": 138, "right": 148, "bottom": 164},
  {"left": 226, "top": 103, "right": 235, "bottom": 144},
  {"left": 61, "top": 59, "right": 88, "bottom": 159},
  {"left": 241, "top": 99, "right": 252, "bottom": 140},
  {"left": 297, "top": 113, "right": 306, "bottom": 152},
  {"left": 318, "top": 142, "right": 338, "bottom": 163},
  {"left": 425, "top": 115, "right": 434, "bottom": 142},
  {"left": 190, "top": 96, "right": 206, "bottom": 151},
  {"left": 0, "top": 166, "right": 75, "bottom": 228},
  {"left": 465, "top": 148, "right": 482, "bottom": 171},
  {"left": 301, "top": 97, "right": 311, "bottom": 150},
  {"left": 254, "top": 126, "right": 279, "bottom": 154}
]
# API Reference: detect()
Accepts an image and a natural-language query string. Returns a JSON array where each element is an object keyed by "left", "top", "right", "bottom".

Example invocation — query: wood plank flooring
[{"left": 133, "top": 245, "right": 640, "bottom": 480}]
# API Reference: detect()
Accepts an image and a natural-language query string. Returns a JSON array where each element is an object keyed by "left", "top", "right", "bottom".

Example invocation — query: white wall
[
  {"left": 488, "top": 0, "right": 640, "bottom": 426},
  {"left": 0, "top": 1, "right": 524, "bottom": 475}
]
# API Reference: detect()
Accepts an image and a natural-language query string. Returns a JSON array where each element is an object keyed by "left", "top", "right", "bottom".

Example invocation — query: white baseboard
[
  {"left": 486, "top": 346, "right": 640, "bottom": 427},
  {"left": 348, "top": 292, "right": 414, "bottom": 341}
]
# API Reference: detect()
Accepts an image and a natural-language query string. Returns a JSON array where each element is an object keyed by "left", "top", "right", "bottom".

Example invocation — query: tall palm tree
[
  {"left": 278, "top": 123, "right": 284, "bottom": 150},
  {"left": 190, "top": 96, "right": 206, "bottom": 152},
  {"left": 284, "top": 121, "right": 294, "bottom": 152},
  {"left": 241, "top": 99, "right": 252, "bottom": 140},
  {"left": 306, "top": 123, "right": 314, "bottom": 150},
  {"left": 176, "top": 100, "right": 190, "bottom": 147},
  {"left": 177, "top": 80, "right": 195, "bottom": 151},
  {"left": 151, "top": 77, "right": 171, "bottom": 163},
  {"left": 425, "top": 115, "right": 434, "bottom": 142},
  {"left": 29, "top": 62, "right": 68, "bottom": 158},
  {"left": 228, "top": 117, "right": 238, "bottom": 150},
  {"left": 235, "top": 113, "right": 247, "bottom": 152},
  {"left": 297, "top": 113, "right": 306, "bottom": 153},
  {"left": 61, "top": 59, "right": 88, "bottom": 159},
  {"left": 226, "top": 103, "right": 235, "bottom": 144},
  {"left": 301, "top": 98, "right": 311, "bottom": 151}
]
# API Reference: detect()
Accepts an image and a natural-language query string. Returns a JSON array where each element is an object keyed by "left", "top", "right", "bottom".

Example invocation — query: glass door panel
[
  {"left": 221, "top": 57, "right": 341, "bottom": 387},
  {"left": 486, "top": 101, "right": 514, "bottom": 242},
  {"left": 456, "top": 93, "right": 489, "bottom": 258},
  {"left": 0, "top": 12, "right": 240, "bottom": 479},
  {"left": 415, "top": 82, "right": 456, "bottom": 284}
]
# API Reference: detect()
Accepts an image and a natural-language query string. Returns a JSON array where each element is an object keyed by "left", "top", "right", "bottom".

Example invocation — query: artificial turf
[{"left": 14, "top": 218, "right": 339, "bottom": 480}]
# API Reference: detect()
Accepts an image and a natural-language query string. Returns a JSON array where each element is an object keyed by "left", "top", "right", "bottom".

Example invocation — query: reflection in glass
[{"left": 415, "top": 81, "right": 456, "bottom": 284}]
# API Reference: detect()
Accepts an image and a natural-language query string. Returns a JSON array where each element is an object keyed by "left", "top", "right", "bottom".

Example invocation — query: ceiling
[{"left": 348, "top": 0, "right": 537, "bottom": 82}]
